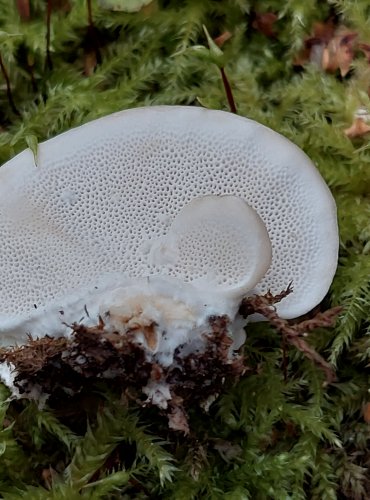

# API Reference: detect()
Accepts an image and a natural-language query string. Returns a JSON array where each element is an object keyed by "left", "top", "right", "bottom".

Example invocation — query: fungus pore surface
[{"left": 0, "top": 106, "right": 338, "bottom": 337}]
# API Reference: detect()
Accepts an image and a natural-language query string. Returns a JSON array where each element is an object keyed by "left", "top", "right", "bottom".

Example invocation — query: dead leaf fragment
[
  {"left": 214, "top": 31, "right": 232, "bottom": 48},
  {"left": 293, "top": 19, "right": 336, "bottom": 67},
  {"left": 252, "top": 12, "right": 278, "bottom": 38},
  {"left": 322, "top": 31, "right": 357, "bottom": 77},
  {"left": 168, "top": 405, "right": 189, "bottom": 434},
  {"left": 41, "top": 467, "right": 57, "bottom": 490},
  {"left": 213, "top": 439, "right": 243, "bottom": 462},
  {"left": 363, "top": 402, "right": 370, "bottom": 423},
  {"left": 53, "top": 0, "right": 71, "bottom": 12},
  {"left": 345, "top": 117, "right": 370, "bottom": 138},
  {"left": 84, "top": 51, "right": 97, "bottom": 76},
  {"left": 294, "top": 20, "right": 357, "bottom": 76},
  {"left": 311, "top": 19, "right": 336, "bottom": 43}
]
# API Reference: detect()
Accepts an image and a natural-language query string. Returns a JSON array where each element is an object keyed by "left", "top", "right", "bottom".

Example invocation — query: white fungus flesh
[{"left": 0, "top": 106, "right": 339, "bottom": 346}]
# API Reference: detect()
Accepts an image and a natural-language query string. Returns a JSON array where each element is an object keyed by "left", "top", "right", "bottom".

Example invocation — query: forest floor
[{"left": 0, "top": 1, "right": 369, "bottom": 498}]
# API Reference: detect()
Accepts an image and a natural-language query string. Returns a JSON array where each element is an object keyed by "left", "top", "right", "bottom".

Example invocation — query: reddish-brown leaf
[
  {"left": 252, "top": 12, "right": 278, "bottom": 38},
  {"left": 311, "top": 19, "right": 336, "bottom": 44},
  {"left": 214, "top": 31, "right": 232, "bottom": 48}
]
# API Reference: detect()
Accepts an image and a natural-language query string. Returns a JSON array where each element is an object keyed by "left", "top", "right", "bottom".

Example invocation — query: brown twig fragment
[
  {"left": 239, "top": 282, "right": 293, "bottom": 318},
  {"left": 240, "top": 287, "right": 341, "bottom": 384},
  {"left": 45, "top": 0, "right": 53, "bottom": 70},
  {"left": 281, "top": 334, "right": 288, "bottom": 382},
  {"left": 0, "top": 51, "right": 21, "bottom": 116},
  {"left": 86, "top": 0, "right": 102, "bottom": 67},
  {"left": 16, "top": 0, "right": 31, "bottom": 20},
  {"left": 297, "top": 307, "right": 343, "bottom": 332},
  {"left": 28, "top": 64, "right": 38, "bottom": 93}
]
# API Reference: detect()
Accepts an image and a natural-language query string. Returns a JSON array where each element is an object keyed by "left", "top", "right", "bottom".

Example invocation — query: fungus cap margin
[{"left": 157, "top": 195, "right": 272, "bottom": 297}]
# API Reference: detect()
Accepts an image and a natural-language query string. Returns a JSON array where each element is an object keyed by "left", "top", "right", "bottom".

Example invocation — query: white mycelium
[{"left": 0, "top": 106, "right": 338, "bottom": 353}]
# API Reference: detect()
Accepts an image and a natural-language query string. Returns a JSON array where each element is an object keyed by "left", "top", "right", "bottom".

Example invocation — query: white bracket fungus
[{"left": 0, "top": 106, "right": 338, "bottom": 350}]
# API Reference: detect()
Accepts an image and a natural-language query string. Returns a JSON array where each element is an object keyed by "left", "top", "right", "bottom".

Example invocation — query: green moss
[{"left": 0, "top": 0, "right": 370, "bottom": 497}]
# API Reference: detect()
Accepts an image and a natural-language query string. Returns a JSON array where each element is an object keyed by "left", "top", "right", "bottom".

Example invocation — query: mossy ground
[{"left": 0, "top": 1, "right": 370, "bottom": 498}]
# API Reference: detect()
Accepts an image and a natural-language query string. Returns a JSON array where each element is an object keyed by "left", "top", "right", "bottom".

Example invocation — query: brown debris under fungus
[
  {"left": 0, "top": 315, "right": 246, "bottom": 433},
  {"left": 0, "top": 288, "right": 340, "bottom": 431}
]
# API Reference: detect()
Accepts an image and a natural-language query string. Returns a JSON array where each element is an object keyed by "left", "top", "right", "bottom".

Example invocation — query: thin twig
[
  {"left": 45, "top": 0, "right": 53, "bottom": 70},
  {"left": 281, "top": 335, "right": 288, "bottom": 382},
  {"left": 26, "top": 53, "right": 38, "bottom": 93},
  {"left": 28, "top": 63, "right": 38, "bottom": 93},
  {"left": 86, "top": 0, "right": 102, "bottom": 66},
  {"left": 219, "top": 67, "right": 237, "bottom": 114},
  {"left": 0, "top": 51, "right": 20, "bottom": 116},
  {"left": 86, "top": 0, "right": 93, "bottom": 27}
]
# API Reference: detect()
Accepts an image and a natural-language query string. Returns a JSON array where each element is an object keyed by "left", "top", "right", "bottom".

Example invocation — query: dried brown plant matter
[
  {"left": 239, "top": 285, "right": 341, "bottom": 384},
  {"left": 0, "top": 288, "right": 340, "bottom": 431}
]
